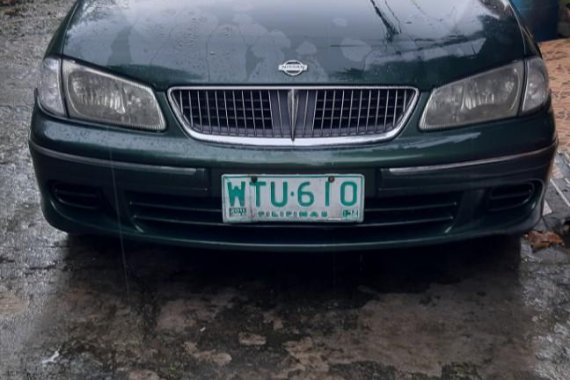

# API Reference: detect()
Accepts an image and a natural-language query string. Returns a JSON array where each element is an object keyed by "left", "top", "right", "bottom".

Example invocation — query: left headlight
[
  {"left": 420, "top": 58, "right": 551, "bottom": 131},
  {"left": 521, "top": 57, "right": 550, "bottom": 114},
  {"left": 420, "top": 61, "right": 525, "bottom": 130},
  {"left": 62, "top": 60, "right": 165, "bottom": 131}
]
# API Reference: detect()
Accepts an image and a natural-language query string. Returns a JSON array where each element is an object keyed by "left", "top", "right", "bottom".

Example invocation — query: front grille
[
  {"left": 169, "top": 87, "right": 418, "bottom": 144},
  {"left": 171, "top": 89, "right": 281, "bottom": 138},
  {"left": 126, "top": 191, "right": 460, "bottom": 244}
]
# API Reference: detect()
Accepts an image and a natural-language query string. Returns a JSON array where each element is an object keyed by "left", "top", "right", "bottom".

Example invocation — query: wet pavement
[{"left": 1, "top": 1, "right": 570, "bottom": 379}]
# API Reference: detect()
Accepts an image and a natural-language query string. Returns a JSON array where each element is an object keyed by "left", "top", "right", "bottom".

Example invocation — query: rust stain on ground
[
  {"left": 542, "top": 39, "right": 570, "bottom": 152},
  {"left": 0, "top": 291, "right": 27, "bottom": 316},
  {"left": 525, "top": 230, "right": 565, "bottom": 251}
]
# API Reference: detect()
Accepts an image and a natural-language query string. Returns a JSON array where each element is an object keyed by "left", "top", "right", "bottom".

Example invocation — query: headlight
[
  {"left": 62, "top": 60, "right": 165, "bottom": 131},
  {"left": 522, "top": 57, "right": 550, "bottom": 114},
  {"left": 420, "top": 61, "right": 524, "bottom": 130},
  {"left": 38, "top": 58, "right": 65, "bottom": 116}
]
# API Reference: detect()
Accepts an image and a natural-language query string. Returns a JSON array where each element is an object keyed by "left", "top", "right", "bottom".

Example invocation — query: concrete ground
[{"left": 1, "top": 1, "right": 569, "bottom": 379}]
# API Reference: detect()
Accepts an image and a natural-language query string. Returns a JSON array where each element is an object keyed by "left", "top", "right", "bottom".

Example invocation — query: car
[{"left": 29, "top": 0, "right": 557, "bottom": 252}]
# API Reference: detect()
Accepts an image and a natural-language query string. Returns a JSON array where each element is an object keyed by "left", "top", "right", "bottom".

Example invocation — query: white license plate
[{"left": 222, "top": 174, "right": 365, "bottom": 223}]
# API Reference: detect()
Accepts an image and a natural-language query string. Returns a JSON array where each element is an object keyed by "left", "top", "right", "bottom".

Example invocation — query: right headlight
[
  {"left": 420, "top": 58, "right": 550, "bottom": 130},
  {"left": 38, "top": 57, "right": 65, "bottom": 117},
  {"left": 37, "top": 58, "right": 165, "bottom": 131}
]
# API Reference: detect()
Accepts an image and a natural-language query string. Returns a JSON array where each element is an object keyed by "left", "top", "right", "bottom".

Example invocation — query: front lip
[
  {"left": 28, "top": 138, "right": 555, "bottom": 251},
  {"left": 167, "top": 86, "right": 420, "bottom": 147}
]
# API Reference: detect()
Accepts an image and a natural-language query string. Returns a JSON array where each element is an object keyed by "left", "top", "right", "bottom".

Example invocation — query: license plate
[{"left": 222, "top": 174, "right": 365, "bottom": 223}]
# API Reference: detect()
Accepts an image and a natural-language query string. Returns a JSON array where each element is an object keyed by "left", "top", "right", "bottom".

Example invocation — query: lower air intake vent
[
  {"left": 125, "top": 191, "right": 461, "bottom": 245},
  {"left": 487, "top": 182, "right": 537, "bottom": 212},
  {"left": 52, "top": 183, "right": 103, "bottom": 210}
]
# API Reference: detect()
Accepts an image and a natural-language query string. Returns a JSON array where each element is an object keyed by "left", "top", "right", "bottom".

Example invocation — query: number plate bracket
[{"left": 222, "top": 174, "right": 365, "bottom": 224}]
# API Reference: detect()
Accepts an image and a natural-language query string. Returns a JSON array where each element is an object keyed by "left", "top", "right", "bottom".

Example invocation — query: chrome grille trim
[{"left": 168, "top": 86, "right": 419, "bottom": 146}]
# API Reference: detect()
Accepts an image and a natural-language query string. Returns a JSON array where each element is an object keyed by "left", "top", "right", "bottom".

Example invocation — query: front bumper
[{"left": 29, "top": 101, "right": 557, "bottom": 251}]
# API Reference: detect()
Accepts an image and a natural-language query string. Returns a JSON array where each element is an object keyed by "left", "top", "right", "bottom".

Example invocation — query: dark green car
[{"left": 30, "top": 0, "right": 557, "bottom": 251}]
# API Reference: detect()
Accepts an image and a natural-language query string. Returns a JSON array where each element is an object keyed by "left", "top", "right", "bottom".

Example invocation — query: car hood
[{"left": 61, "top": 0, "right": 526, "bottom": 91}]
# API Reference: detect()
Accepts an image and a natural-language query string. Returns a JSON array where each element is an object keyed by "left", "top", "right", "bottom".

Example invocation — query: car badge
[{"left": 278, "top": 60, "right": 308, "bottom": 77}]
